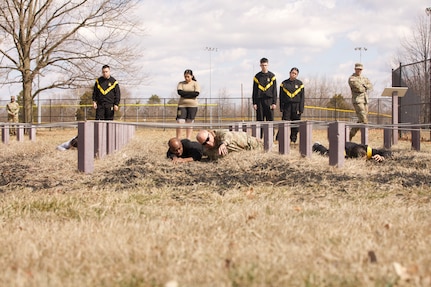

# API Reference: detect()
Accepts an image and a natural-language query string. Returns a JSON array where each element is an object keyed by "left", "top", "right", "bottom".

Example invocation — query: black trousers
[
  {"left": 95, "top": 103, "right": 115, "bottom": 120},
  {"left": 255, "top": 97, "right": 274, "bottom": 121},
  {"left": 281, "top": 102, "right": 301, "bottom": 142}
]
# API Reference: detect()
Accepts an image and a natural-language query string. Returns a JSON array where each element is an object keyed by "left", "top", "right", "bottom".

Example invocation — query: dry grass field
[{"left": 1, "top": 127, "right": 431, "bottom": 287}]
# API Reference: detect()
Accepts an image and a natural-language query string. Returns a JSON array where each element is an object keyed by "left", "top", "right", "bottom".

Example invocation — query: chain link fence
[
  {"left": 0, "top": 96, "right": 393, "bottom": 124},
  {"left": 392, "top": 61, "right": 431, "bottom": 125}
]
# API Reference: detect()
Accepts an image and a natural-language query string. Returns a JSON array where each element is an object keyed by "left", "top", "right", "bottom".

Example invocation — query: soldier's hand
[
  {"left": 218, "top": 143, "right": 228, "bottom": 156},
  {"left": 93, "top": 102, "right": 97, "bottom": 109},
  {"left": 114, "top": 105, "right": 119, "bottom": 111},
  {"left": 372, "top": 154, "right": 384, "bottom": 162},
  {"left": 172, "top": 157, "right": 184, "bottom": 164}
]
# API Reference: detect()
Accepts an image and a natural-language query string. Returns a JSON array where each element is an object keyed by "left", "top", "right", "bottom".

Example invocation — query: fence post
[
  {"left": 345, "top": 125, "right": 350, "bottom": 142},
  {"left": 383, "top": 128, "right": 392, "bottom": 149},
  {"left": 328, "top": 122, "right": 345, "bottom": 167},
  {"left": 107, "top": 122, "right": 116, "bottom": 154},
  {"left": 251, "top": 122, "right": 261, "bottom": 139},
  {"left": 278, "top": 122, "right": 290, "bottom": 155},
  {"left": 242, "top": 122, "right": 249, "bottom": 133},
  {"left": 17, "top": 125, "right": 25, "bottom": 142},
  {"left": 262, "top": 123, "right": 273, "bottom": 151},
  {"left": 1, "top": 125, "right": 9, "bottom": 145},
  {"left": 392, "top": 95, "right": 399, "bottom": 145},
  {"left": 360, "top": 126, "right": 368, "bottom": 145},
  {"left": 78, "top": 121, "right": 95, "bottom": 174},
  {"left": 411, "top": 127, "right": 421, "bottom": 151},
  {"left": 94, "top": 121, "right": 107, "bottom": 158},
  {"left": 29, "top": 126, "right": 37, "bottom": 141},
  {"left": 299, "top": 121, "right": 312, "bottom": 157}
]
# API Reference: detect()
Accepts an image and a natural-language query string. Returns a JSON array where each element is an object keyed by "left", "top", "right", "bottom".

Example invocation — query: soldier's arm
[
  {"left": 221, "top": 131, "right": 234, "bottom": 146},
  {"left": 349, "top": 78, "right": 366, "bottom": 93},
  {"left": 364, "top": 78, "right": 373, "bottom": 91}
]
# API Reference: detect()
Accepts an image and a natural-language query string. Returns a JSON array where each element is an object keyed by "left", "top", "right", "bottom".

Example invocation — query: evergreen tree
[
  {"left": 76, "top": 91, "right": 95, "bottom": 121},
  {"left": 327, "top": 94, "right": 352, "bottom": 110}
]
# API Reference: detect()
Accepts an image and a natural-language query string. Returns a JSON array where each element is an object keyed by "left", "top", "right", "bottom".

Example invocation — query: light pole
[
  {"left": 205, "top": 47, "right": 217, "bottom": 124},
  {"left": 354, "top": 47, "right": 367, "bottom": 62}
]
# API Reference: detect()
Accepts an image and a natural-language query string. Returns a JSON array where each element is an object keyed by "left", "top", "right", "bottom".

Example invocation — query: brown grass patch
[{"left": 1, "top": 127, "right": 431, "bottom": 286}]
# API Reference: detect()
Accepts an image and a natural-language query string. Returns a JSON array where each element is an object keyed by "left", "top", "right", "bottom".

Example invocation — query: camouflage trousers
[
  {"left": 350, "top": 103, "right": 368, "bottom": 140},
  {"left": 8, "top": 115, "right": 19, "bottom": 135}
]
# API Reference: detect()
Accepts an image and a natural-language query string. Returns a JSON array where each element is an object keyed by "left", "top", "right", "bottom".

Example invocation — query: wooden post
[
  {"left": 299, "top": 121, "right": 312, "bottom": 158},
  {"left": 94, "top": 121, "right": 107, "bottom": 158},
  {"left": 383, "top": 128, "right": 392, "bottom": 149},
  {"left": 107, "top": 122, "right": 116, "bottom": 154},
  {"left": 411, "top": 127, "right": 421, "bottom": 151},
  {"left": 29, "top": 126, "right": 37, "bottom": 141},
  {"left": 360, "top": 126, "right": 368, "bottom": 145},
  {"left": 328, "top": 122, "right": 345, "bottom": 167},
  {"left": 17, "top": 125, "right": 25, "bottom": 142},
  {"left": 345, "top": 125, "right": 350, "bottom": 143},
  {"left": 278, "top": 122, "right": 290, "bottom": 155},
  {"left": 392, "top": 95, "right": 399, "bottom": 145},
  {"left": 251, "top": 122, "right": 261, "bottom": 139},
  {"left": 242, "top": 122, "right": 249, "bottom": 133},
  {"left": 262, "top": 123, "right": 273, "bottom": 152},
  {"left": 78, "top": 121, "right": 95, "bottom": 174},
  {"left": 1, "top": 126, "right": 9, "bottom": 145}
]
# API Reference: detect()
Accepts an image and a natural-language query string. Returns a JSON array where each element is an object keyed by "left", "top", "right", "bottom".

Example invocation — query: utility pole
[{"left": 204, "top": 47, "right": 218, "bottom": 124}]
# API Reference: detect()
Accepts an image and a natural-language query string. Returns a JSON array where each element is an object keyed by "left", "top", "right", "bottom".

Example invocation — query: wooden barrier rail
[
  {"left": 77, "top": 121, "right": 136, "bottom": 173},
  {"left": 228, "top": 121, "right": 424, "bottom": 168},
  {"left": 1, "top": 120, "right": 423, "bottom": 172},
  {"left": 75, "top": 120, "right": 424, "bottom": 172},
  {"left": 1, "top": 124, "right": 36, "bottom": 144}
]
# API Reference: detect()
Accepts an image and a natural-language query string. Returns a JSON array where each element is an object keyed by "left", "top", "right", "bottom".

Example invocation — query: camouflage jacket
[
  {"left": 348, "top": 73, "right": 373, "bottom": 104},
  {"left": 6, "top": 102, "right": 19, "bottom": 117},
  {"left": 204, "top": 129, "right": 263, "bottom": 160}
]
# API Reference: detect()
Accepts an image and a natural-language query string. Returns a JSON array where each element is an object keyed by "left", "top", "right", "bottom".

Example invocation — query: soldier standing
[
  {"left": 6, "top": 96, "right": 19, "bottom": 135},
  {"left": 348, "top": 63, "right": 373, "bottom": 141},
  {"left": 92, "top": 65, "right": 121, "bottom": 120},
  {"left": 279, "top": 67, "right": 305, "bottom": 143},
  {"left": 252, "top": 58, "right": 277, "bottom": 126}
]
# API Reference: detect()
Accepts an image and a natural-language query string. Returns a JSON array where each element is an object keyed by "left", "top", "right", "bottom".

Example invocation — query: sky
[
  {"left": 0, "top": 0, "right": 429, "bottom": 103},
  {"left": 131, "top": 0, "right": 428, "bottom": 102}
]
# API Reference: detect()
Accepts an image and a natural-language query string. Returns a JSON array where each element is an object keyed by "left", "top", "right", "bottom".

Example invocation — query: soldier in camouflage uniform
[
  {"left": 6, "top": 96, "right": 19, "bottom": 135},
  {"left": 348, "top": 63, "right": 373, "bottom": 141},
  {"left": 196, "top": 129, "right": 263, "bottom": 160}
]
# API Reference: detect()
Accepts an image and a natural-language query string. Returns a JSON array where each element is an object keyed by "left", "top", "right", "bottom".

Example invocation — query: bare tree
[
  {"left": 0, "top": 0, "right": 143, "bottom": 123},
  {"left": 397, "top": 14, "right": 430, "bottom": 123}
]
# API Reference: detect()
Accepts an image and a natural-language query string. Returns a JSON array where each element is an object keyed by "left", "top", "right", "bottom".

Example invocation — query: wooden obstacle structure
[
  {"left": 74, "top": 120, "right": 423, "bottom": 172},
  {"left": 77, "top": 121, "right": 136, "bottom": 173},
  {"left": 0, "top": 124, "right": 36, "bottom": 144},
  {"left": 0, "top": 120, "right": 424, "bottom": 173},
  {"left": 229, "top": 121, "right": 423, "bottom": 168}
]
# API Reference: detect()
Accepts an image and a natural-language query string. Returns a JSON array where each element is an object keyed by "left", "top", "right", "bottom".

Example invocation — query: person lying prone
[{"left": 312, "top": 142, "right": 391, "bottom": 162}]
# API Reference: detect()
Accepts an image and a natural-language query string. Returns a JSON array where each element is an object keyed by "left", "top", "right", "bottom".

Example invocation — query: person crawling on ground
[
  {"left": 56, "top": 135, "right": 78, "bottom": 151},
  {"left": 312, "top": 141, "right": 392, "bottom": 162},
  {"left": 167, "top": 137, "right": 203, "bottom": 164},
  {"left": 196, "top": 129, "right": 263, "bottom": 160}
]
